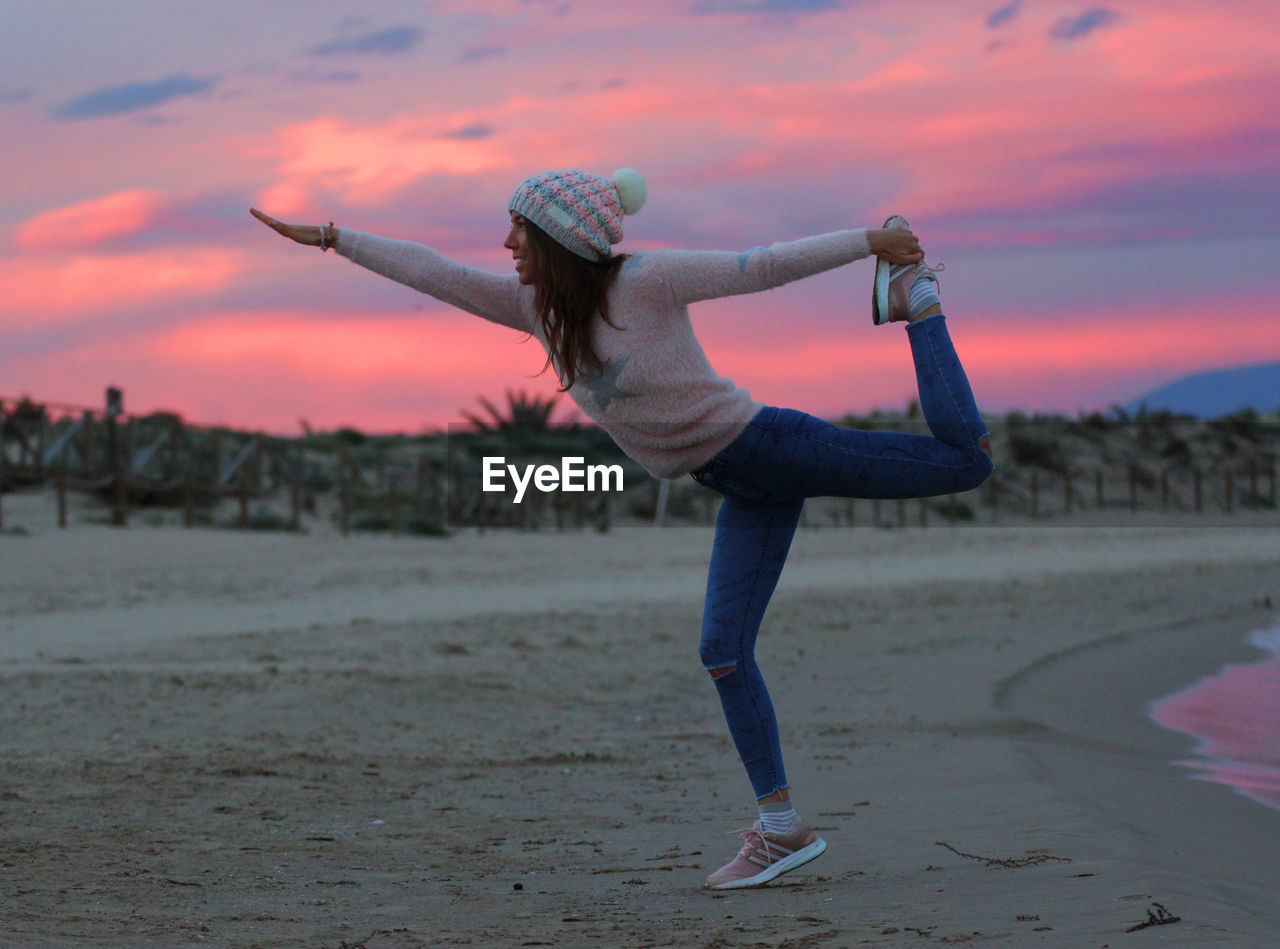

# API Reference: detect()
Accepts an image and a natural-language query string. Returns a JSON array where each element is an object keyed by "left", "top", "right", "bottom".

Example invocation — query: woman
[{"left": 251, "top": 167, "right": 993, "bottom": 891}]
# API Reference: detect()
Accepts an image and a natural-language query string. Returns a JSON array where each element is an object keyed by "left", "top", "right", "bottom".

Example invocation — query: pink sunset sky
[{"left": 2, "top": 0, "right": 1277, "bottom": 434}]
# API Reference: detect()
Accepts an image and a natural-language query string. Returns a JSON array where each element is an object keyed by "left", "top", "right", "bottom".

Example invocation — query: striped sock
[
  {"left": 908, "top": 269, "right": 941, "bottom": 320},
  {"left": 759, "top": 800, "right": 800, "bottom": 836}
]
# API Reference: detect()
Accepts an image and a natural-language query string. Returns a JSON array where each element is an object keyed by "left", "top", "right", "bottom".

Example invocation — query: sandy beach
[{"left": 2, "top": 494, "right": 1279, "bottom": 947}]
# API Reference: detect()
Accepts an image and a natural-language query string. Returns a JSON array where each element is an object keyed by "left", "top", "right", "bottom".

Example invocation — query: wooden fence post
[
  {"left": 1248, "top": 460, "right": 1258, "bottom": 510},
  {"left": 211, "top": 430, "right": 222, "bottom": 485},
  {"left": 254, "top": 435, "right": 267, "bottom": 491},
  {"left": 1064, "top": 472, "right": 1073, "bottom": 514},
  {"left": 338, "top": 447, "right": 351, "bottom": 536},
  {"left": 81, "top": 412, "right": 94, "bottom": 476},
  {"left": 168, "top": 418, "right": 182, "bottom": 481},
  {"left": 417, "top": 455, "right": 429, "bottom": 508},
  {"left": 35, "top": 411, "right": 48, "bottom": 481},
  {"left": 1030, "top": 470, "right": 1039, "bottom": 518},
  {"left": 0, "top": 401, "right": 6, "bottom": 531},
  {"left": 479, "top": 484, "right": 492, "bottom": 534},
  {"left": 1193, "top": 469, "right": 1202, "bottom": 514},
  {"left": 56, "top": 475, "right": 67, "bottom": 529},
  {"left": 114, "top": 471, "right": 129, "bottom": 527},
  {"left": 124, "top": 417, "right": 137, "bottom": 480},
  {"left": 294, "top": 438, "right": 306, "bottom": 497},
  {"left": 106, "top": 401, "right": 123, "bottom": 526},
  {"left": 1128, "top": 468, "right": 1137, "bottom": 514},
  {"left": 389, "top": 483, "right": 401, "bottom": 535},
  {"left": 599, "top": 492, "right": 613, "bottom": 533}
]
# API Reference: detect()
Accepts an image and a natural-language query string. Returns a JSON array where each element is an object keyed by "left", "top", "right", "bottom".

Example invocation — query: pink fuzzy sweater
[{"left": 335, "top": 228, "right": 872, "bottom": 478}]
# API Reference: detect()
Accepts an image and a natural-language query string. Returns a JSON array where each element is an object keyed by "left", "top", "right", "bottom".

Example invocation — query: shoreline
[
  {"left": 1, "top": 522, "right": 1278, "bottom": 945},
  {"left": 998, "top": 590, "right": 1280, "bottom": 924}
]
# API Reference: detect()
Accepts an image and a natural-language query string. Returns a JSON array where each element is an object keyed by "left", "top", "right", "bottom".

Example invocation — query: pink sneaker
[
  {"left": 705, "top": 822, "right": 827, "bottom": 890},
  {"left": 871, "top": 214, "right": 945, "bottom": 324}
]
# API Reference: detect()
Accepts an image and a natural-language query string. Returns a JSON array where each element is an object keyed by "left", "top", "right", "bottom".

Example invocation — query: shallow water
[{"left": 1149, "top": 622, "right": 1280, "bottom": 813}]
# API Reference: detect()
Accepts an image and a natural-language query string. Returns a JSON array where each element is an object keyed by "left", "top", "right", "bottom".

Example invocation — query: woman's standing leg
[
  {"left": 699, "top": 494, "right": 803, "bottom": 801},
  {"left": 699, "top": 490, "right": 830, "bottom": 890}
]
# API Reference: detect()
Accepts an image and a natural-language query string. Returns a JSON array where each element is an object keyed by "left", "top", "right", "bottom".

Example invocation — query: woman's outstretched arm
[
  {"left": 654, "top": 226, "right": 925, "bottom": 306},
  {"left": 249, "top": 209, "right": 533, "bottom": 333}
]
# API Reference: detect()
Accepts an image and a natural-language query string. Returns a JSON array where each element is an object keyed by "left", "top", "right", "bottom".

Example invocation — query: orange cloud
[
  {"left": 15, "top": 189, "right": 169, "bottom": 252},
  {"left": 0, "top": 248, "right": 243, "bottom": 326}
]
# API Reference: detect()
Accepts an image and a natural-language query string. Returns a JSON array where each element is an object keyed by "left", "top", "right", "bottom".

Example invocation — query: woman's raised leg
[{"left": 702, "top": 315, "right": 992, "bottom": 504}]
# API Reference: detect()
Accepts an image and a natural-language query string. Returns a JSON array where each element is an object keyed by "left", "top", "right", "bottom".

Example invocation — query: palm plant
[{"left": 461, "top": 389, "right": 560, "bottom": 434}]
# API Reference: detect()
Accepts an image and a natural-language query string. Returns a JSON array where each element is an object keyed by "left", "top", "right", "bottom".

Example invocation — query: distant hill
[{"left": 1127, "top": 360, "right": 1280, "bottom": 418}]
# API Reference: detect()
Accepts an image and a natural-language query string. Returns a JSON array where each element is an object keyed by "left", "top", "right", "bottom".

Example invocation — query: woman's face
[{"left": 504, "top": 213, "right": 537, "bottom": 285}]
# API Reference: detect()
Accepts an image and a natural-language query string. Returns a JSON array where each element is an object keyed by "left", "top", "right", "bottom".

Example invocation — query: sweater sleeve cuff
[{"left": 849, "top": 227, "right": 871, "bottom": 260}]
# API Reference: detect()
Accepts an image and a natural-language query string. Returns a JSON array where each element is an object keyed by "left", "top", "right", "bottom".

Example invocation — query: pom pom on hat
[
  {"left": 510, "top": 167, "right": 646, "bottom": 261},
  {"left": 612, "top": 168, "right": 647, "bottom": 215}
]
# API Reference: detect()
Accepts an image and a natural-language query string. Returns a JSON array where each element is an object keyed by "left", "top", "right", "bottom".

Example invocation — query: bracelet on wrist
[{"left": 319, "top": 221, "right": 335, "bottom": 252}]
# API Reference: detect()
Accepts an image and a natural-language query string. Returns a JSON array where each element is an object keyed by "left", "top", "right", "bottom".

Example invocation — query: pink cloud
[
  {"left": 241, "top": 10, "right": 1280, "bottom": 234},
  {"left": 147, "top": 310, "right": 537, "bottom": 381},
  {"left": 15, "top": 189, "right": 169, "bottom": 252},
  {"left": 6, "top": 2, "right": 1279, "bottom": 434},
  {"left": 7, "top": 314, "right": 557, "bottom": 433},
  {"left": 121, "top": 309, "right": 560, "bottom": 430},
  {"left": 9, "top": 282, "right": 1279, "bottom": 433},
  {"left": 258, "top": 115, "right": 513, "bottom": 208},
  {"left": 0, "top": 249, "right": 243, "bottom": 326},
  {"left": 692, "top": 287, "right": 1280, "bottom": 417}
]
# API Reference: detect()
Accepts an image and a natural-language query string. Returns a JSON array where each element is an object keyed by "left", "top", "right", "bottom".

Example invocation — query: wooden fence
[
  {"left": 2, "top": 393, "right": 1277, "bottom": 533},
  {"left": 799, "top": 459, "right": 1278, "bottom": 529},
  {"left": 0, "top": 394, "right": 617, "bottom": 534}
]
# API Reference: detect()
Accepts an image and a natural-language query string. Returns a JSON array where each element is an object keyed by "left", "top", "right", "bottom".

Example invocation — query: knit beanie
[{"left": 509, "top": 168, "right": 647, "bottom": 261}]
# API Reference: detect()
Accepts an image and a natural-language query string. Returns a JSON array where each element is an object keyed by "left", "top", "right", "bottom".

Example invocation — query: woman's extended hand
[
  {"left": 868, "top": 227, "right": 925, "bottom": 265},
  {"left": 250, "top": 208, "right": 329, "bottom": 247}
]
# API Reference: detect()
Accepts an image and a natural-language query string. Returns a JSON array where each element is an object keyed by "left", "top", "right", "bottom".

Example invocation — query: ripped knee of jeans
[{"left": 707, "top": 662, "right": 738, "bottom": 680}]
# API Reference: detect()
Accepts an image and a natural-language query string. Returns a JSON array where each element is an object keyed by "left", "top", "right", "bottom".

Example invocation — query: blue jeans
[{"left": 689, "top": 315, "right": 992, "bottom": 799}]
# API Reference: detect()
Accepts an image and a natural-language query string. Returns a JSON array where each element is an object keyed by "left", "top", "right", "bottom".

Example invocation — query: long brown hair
[{"left": 525, "top": 221, "right": 627, "bottom": 391}]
